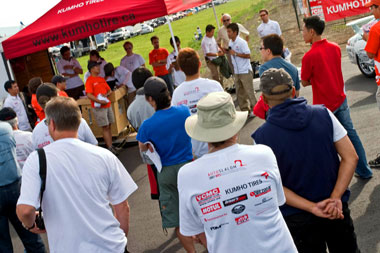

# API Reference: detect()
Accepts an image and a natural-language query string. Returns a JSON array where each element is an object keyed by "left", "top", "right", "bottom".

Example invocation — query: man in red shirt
[
  {"left": 301, "top": 16, "right": 372, "bottom": 179},
  {"left": 149, "top": 36, "right": 174, "bottom": 95},
  {"left": 364, "top": 0, "right": 380, "bottom": 168},
  {"left": 85, "top": 61, "right": 116, "bottom": 153}
]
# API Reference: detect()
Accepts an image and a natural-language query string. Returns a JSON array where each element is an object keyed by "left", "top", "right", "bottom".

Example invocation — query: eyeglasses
[
  {"left": 44, "top": 118, "right": 50, "bottom": 126},
  {"left": 260, "top": 14, "right": 267, "bottom": 17},
  {"left": 370, "top": 5, "right": 378, "bottom": 9},
  {"left": 223, "top": 19, "right": 230, "bottom": 22},
  {"left": 125, "top": 47, "right": 132, "bottom": 50}
]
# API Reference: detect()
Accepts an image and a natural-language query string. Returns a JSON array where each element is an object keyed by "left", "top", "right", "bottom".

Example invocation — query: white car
[
  {"left": 140, "top": 24, "right": 154, "bottom": 35},
  {"left": 346, "top": 15, "right": 376, "bottom": 78},
  {"left": 108, "top": 28, "right": 130, "bottom": 43}
]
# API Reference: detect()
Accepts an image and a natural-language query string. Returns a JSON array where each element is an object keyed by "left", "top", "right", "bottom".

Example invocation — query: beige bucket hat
[{"left": 185, "top": 92, "right": 248, "bottom": 142}]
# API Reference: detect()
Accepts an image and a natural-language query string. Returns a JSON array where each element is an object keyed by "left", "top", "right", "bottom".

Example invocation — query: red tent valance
[{"left": 2, "top": 0, "right": 210, "bottom": 59}]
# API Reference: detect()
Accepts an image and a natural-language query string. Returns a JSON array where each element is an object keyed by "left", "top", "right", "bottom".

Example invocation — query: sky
[{"left": 0, "top": 0, "right": 61, "bottom": 27}]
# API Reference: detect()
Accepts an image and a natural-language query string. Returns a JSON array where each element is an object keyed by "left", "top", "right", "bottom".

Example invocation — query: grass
[{"left": 77, "top": 0, "right": 269, "bottom": 78}]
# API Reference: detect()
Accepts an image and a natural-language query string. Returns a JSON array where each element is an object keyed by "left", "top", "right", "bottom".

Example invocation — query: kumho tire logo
[{"left": 201, "top": 202, "right": 222, "bottom": 215}]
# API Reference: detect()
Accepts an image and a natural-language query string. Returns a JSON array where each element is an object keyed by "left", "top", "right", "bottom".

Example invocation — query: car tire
[{"left": 357, "top": 55, "right": 375, "bottom": 78}]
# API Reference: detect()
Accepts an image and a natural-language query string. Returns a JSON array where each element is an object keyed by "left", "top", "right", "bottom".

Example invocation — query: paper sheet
[
  {"left": 144, "top": 141, "right": 162, "bottom": 173},
  {"left": 94, "top": 94, "right": 110, "bottom": 108}
]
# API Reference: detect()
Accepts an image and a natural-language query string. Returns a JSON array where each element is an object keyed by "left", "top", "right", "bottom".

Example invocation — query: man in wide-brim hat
[{"left": 177, "top": 91, "right": 297, "bottom": 253}]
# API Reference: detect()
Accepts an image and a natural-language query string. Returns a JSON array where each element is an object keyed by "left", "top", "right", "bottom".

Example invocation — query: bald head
[{"left": 222, "top": 13, "right": 231, "bottom": 27}]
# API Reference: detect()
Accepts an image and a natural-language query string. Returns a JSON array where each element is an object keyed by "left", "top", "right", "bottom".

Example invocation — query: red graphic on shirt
[
  {"left": 201, "top": 202, "right": 222, "bottom": 215},
  {"left": 234, "top": 160, "right": 246, "bottom": 167},
  {"left": 196, "top": 188, "right": 220, "bottom": 202},
  {"left": 261, "top": 172, "right": 269, "bottom": 179},
  {"left": 195, "top": 87, "right": 199, "bottom": 92},
  {"left": 235, "top": 214, "right": 249, "bottom": 225}
]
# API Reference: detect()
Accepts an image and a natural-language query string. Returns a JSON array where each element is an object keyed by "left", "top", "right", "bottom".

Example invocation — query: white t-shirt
[
  {"left": 229, "top": 37, "right": 252, "bottom": 74},
  {"left": 171, "top": 78, "right": 223, "bottom": 157},
  {"left": 120, "top": 53, "right": 145, "bottom": 72},
  {"left": 3, "top": 94, "right": 31, "bottom": 131},
  {"left": 18, "top": 138, "right": 138, "bottom": 252},
  {"left": 106, "top": 66, "right": 135, "bottom": 93},
  {"left": 178, "top": 144, "right": 297, "bottom": 253},
  {"left": 14, "top": 130, "right": 33, "bottom": 169},
  {"left": 201, "top": 36, "right": 219, "bottom": 60},
  {"left": 83, "top": 60, "right": 108, "bottom": 84},
  {"left": 257, "top": 20, "right": 282, "bottom": 38},
  {"left": 32, "top": 118, "right": 98, "bottom": 149},
  {"left": 217, "top": 24, "right": 250, "bottom": 49},
  {"left": 167, "top": 51, "right": 186, "bottom": 87},
  {"left": 327, "top": 109, "right": 347, "bottom": 142},
  {"left": 56, "top": 58, "right": 84, "bottom": 90}
]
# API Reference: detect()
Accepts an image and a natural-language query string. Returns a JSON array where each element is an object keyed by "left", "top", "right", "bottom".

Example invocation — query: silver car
[{"left": 346, "top": 15, "right": 376, "bottom": 78}]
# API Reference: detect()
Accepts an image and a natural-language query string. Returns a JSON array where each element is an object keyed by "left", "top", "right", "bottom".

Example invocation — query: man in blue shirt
[
  {"left": 136, "top": 77, "right": 194, "bottom": 252},
  {"left": 0, "top": 121, "right": 45, "bottom": 252},
  {"left": 254, "top": 34, "right": 301, "bottom": 119}
]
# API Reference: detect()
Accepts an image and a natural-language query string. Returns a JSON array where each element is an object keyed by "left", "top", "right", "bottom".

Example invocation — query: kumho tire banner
[{"left": 322, "top": 0, "right": 371, "bottom": 22}]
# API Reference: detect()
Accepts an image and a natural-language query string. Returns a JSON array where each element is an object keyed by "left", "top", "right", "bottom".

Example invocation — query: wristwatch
[{"left": 22, "top": 222, "right": 35, "bottom": 231}]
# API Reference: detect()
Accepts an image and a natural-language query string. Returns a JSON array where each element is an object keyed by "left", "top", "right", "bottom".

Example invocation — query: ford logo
[{"left": 231, "top": 204, "right": 245, "bottom": 214}]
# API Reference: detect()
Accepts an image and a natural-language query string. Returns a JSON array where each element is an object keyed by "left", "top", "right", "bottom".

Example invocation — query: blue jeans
[
  {"left": 334, "top": 98, "right": 372, "bottom": 178},
  {"left": 0, "top": 179, "right": 46, "bottom": 253}
]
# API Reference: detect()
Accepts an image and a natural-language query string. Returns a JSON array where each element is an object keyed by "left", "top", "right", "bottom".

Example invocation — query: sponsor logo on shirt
[
  {"left": 235, "top": 214, "right": 249, "bottom": 225},
  {"left": 261, "top": 172, "right": 269, "bottom": 179},
  {"left": 201, "top": 202, "right": 222, "bottom": 215},
  {"left": 254, "top": 197, "right": 273, "bottom": 206},
  {"left": 210, "top": 222, "right": 229, "bottom": 231},
  {"left": 250, "top": 186, "right": 271, "bottom": 198},
  {"left": 177, "top": 99, "right": 188, "bottom": 105},
  {"left": 183, "top": 87, "right": 200, "bottom": 96},
  {"left": 196, "top": 188, "right": 221, "bottom": 206},
  {"left": 223, "top": 194, "right": 248, "bottom": 207},
  {"left": 208, "top": 160, "right": 247, "bottom": 180},
  {"left": 231, "top": 204, "right": 245, "bottom": 214},
  {"left": 204, "top": 213, "right": 227, "bottom": 222},
  {"left": 225, "top": 179, "right": 263, "bottom": 195}
]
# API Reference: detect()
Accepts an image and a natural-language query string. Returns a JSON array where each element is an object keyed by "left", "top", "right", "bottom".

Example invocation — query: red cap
[{"left": 365, "top": 0, "right": 380, "bottom": 7}]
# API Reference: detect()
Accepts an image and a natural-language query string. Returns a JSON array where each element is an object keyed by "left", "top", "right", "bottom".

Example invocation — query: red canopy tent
[{"left": 2, "top": 0, "right": 210, "bottom": 59}]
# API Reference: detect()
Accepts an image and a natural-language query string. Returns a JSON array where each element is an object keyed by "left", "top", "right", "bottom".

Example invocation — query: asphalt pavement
[{"left": 10, "top": 54, "right": 380, "bottom": 252}]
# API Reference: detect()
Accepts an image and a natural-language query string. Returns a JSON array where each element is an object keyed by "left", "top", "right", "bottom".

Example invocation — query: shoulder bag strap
[{"left": 37, "top": 148, "right": 47, "bottom": 214}]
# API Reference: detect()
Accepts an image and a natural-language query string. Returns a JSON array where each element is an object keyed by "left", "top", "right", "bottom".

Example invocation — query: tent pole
[
  {"left": 212, "top": 1, "right": 220, "bottom": 29},
  {"left": 167, "top": 17, "right": 179, "bottom": 55}
]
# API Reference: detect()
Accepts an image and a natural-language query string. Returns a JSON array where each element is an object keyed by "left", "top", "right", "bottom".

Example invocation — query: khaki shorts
[
  {"left": 92, "top": 107, "right": 115, "bottom": 127},
  {"left": 157, "top": 160, "right": 191, "bottom": 228}
]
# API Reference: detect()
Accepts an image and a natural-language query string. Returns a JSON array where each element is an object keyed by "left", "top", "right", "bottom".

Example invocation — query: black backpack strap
[{"left": 37, "top": 148, "right": 47, "bottom": 212}]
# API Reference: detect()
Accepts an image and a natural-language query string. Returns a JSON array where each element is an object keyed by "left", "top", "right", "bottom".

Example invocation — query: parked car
[
  {"left": 108, "top": 28, "right": 130, "bottom": 43},
  {"left": 140, "top": 24, "right": 154, "bottom": 34},
  {"left": 346, "top": 15, "right": 376, "bottom": 78}
]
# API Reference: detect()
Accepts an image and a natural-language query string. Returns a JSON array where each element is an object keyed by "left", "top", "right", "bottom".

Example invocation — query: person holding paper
[
  {"left": 136, "top": 77, "right": 195, "bottom": 252},
  {"left": 85, "top": 61, "right": 116, "bottom": 154}
]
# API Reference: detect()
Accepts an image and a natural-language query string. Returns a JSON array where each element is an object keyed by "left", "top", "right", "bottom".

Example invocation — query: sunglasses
[
  {"left": 260, "top": 14, "right": 267, "bottom": 17},
  {"left": 259, "top": 47, "right": 266, "bottom": 50},
  {"left": 44, "top": 118, "right": 50, "bottom": 126},
  {"left": 370, "top": 5, "right": 378, "bottom": 9},
  {"left": 223, "top": 19, "right": 230, "bottom": 22}
]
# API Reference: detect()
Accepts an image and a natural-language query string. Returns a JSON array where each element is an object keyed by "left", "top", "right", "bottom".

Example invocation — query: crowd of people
[{"left": 0, "top": 5, "right": 379, "bottom": 252}]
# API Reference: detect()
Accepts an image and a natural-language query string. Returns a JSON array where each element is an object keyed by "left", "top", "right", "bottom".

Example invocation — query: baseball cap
[
  {"left": 185, "top": 92, "right": 247, "bottom": 142},
  {"left": 87, "top": 61, "right": 100, "bottom": 71},
  {"left": 206, "top": 24, "right": 216, "bottom": 32},
  {"left": 51, "top": 75, "right": 67, "bottom": 85},
  {"left": 0, "top": 107, "right": 17, "bottom": 121},
  {"left": 365, "top": 0, "right": 380, "bottom": 7},
  {"left": 143, "top": 77, "right": 168, "bottom": 97},
  {"left": 260, "top": 68, "right": 293, "bottom": 95}
]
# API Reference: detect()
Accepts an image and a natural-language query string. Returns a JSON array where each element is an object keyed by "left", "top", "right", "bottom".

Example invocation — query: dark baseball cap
[
  {"left": 260, "top": 68, "right": 293, "bottom": 95},
  {"left": 0, "top": 107, "right": 17, "bottom": 121},
  {"left": 87, "top": 61, "right": 100, "bottom": 71},
  {"left": 143, "top": 77, "right": 168, "bottom": 97},
  {"left": 51, "top": 75, "right": 67, "bottom": 85},
  {"left": 206, "top": 24, "right": 215, "bottom": 32}
]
